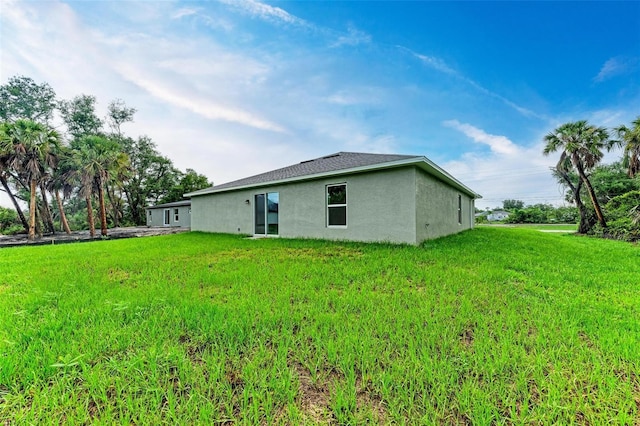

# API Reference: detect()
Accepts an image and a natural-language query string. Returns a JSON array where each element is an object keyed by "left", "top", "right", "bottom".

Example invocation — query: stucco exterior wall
[
  {"left": 191, "top": 167, "right": 418, "bottom": 244},
  {"left": 415, "top": 169, "right": 474, "bottom": 243},
  {"left": 146, "top": 205, "right": 191, "bottom": 228}
]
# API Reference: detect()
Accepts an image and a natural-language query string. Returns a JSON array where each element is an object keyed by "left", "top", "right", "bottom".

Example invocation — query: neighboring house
[
  {"left": 185, "top": 152, "right": 481, "bottom": 245},
  {"left": 487, "top": 210, "right": 510, "bottom": 221},
  {"left": 146, "top": 200, "right": 191, "bottom": 228}
]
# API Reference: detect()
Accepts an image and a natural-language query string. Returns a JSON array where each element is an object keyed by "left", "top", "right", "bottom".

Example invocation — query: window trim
[
  {"left": 327, "top": 183, "right": 347, "bottom": 228},
  {"left": 163, "top": 209, "right": 171, "bottom": 226}
]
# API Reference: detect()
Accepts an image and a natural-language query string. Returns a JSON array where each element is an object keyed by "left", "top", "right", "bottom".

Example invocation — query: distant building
[
  {"left": 146, "top": 200, "right": 191, "bottom": 228},
  {"left": 487, "top": 210, "right": 510, "bottom": 221}
]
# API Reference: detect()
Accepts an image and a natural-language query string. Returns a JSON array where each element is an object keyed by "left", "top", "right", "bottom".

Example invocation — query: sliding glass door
[{"left": 254, "top": 192, "right": 279, "bottom": 235}]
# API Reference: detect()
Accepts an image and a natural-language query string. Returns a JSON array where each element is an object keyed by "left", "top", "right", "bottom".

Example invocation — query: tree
[
  {"left": 543, "top": 121, "right": 611, "bottom": 228},
  {"left": 59, "top": 94, "right": 103, "bottom": 140},
  {"left": 107, "top": 99, "right": 136, "bottom": 138},
  {"left": 0, "top": 124, "right": 29, "bottom": 232},
  {"left": 160, "top": 168, "right": 211, "bottom": 204},
  {"left": 47, "top": 145, "right": 74, "bottom": 234},
  {"left": 614, "top": 116, "right": 640, "bottom": 178},
  {"left": 0, "top": 75, "right": 57, "bottom": 124},
  {"left": 71, "top": 136, "right": 129, "bottom": 237},
  {"left": 551, "top": 154, "right": 593, "bottom": 232},
  {"left": 120, "top": 136, "right": 181, "bottom": 225},
  {"left": 0, "top": 120, "right": 61, "bottom": 239},
  {"left": 502, "top": 199, "right": 525, "bottom": 211}
]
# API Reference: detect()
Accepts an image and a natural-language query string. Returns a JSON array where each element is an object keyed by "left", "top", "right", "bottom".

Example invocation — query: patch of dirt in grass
[
  {"left": 178, "top": 333, "right": 208, "bottom": 366},
  {"left": 354, "top": 377, "right": 388, "bottom": 423},
  {"left": 107, "top": 268, "right": 132, "bottom": 285},
  {"left": 578, "top": 331, "right": 595, "bottom": 349},
  {"left": 292, "top": 361, "right": 333, "bottom": 424},
  {"left": 459, "top": 327, "right": 475, "bottom": 349},
  {"left": 446, "top": 407, "right": 472, "bottom": 425},
  {"left": 281, "top": 247, "right": 364, "bottom": 261},
  {"left": 87, "top": 397, "right": 100, "bottom": 420}
]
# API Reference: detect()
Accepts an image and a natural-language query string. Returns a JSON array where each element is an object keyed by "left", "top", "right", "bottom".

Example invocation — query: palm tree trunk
[
  {"left": 54, "top": 189, "right": 72, "bottom": 234},
  {"left": 86, "top": 194, "right": 96, "bottom": 238},
  {"left": 39, "top": 183, "right": 55, "bottom": 234},
  {"left": 575, "top": 161, "right": 607, "bottom": 227},
  {"left": 0, "top": 173, "right": 29, "bottom": 233},
  {"left": 555, "top": 167, "right": 591, "bottom": 233},
  {"left": 28, "top": 179, "right": 37, "bottom": 240},
  {"left": 105, "top": 182, "right": 120, "bottom": 228},
  {"left": 98, "top": 182, "right": 108, "bottom": 237}
]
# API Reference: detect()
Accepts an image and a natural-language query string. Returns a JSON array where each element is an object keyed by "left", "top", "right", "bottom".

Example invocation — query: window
[
  {"left": 174, "top": 208, "right": 179, "bottom": 222},
  {"left": 457, "top": 195, "right": 462, "bottom": 224},
  {"left": 164, "top": 209, "right": 170, "bottom": 226},
  {"left": 327, "top": 184, "right": 347, "bottom": 227}
]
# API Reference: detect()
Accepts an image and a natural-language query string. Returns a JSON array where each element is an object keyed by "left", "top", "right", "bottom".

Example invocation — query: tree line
[
  {"left": 478, "top": 119, "right": 639, "bottom": 241},
  {"left": 544, "top": 119, "right": 640, "bottom": 240},
  {"left": 0, "top": 75, "right": 211, "bottom": 239}
]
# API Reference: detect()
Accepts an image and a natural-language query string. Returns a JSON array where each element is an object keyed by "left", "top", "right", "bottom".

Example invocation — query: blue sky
[{"left": 1, "top": 0, "right": 639, "bottom": 209}]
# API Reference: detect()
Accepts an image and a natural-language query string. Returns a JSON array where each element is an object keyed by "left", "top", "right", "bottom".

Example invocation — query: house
[
  {"left": 146, "top": 200, "right": 191, "bottom": 228},
  {"left": 487, "top": 210, "right": 510, "bottom": 221},
  {"left": 185, "top": 152, "right": 481, "bottom": 245}
]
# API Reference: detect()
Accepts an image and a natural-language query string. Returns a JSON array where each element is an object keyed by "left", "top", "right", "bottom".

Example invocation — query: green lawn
[
  {"left": 478, "top": 223, "right": 578, "bottom": 231},
  {"left": 1, "top": 228, "right": 638, "bottom": 424}
]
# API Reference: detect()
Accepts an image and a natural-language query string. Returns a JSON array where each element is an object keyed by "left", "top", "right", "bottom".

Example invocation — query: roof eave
[{"left": 185, "top": 157, "right": 481, "bottom": 199}]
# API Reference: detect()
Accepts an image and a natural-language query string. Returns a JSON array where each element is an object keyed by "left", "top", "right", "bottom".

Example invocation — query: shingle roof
[
  {"left": 146, "top": 200, "right": 191, "bottom": 210},
  {"left": 185, "top": 151, "right": 480, "bottom": 198}
]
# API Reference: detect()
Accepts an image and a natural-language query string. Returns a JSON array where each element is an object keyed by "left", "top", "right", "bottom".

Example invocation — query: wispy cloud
[
  {"left": 402, "top": 46, "right": 543, "bottom": 120},
  {"left": 331, "top": 24, "right": 372, "bottom": 48},
  {"left": 443, "top": 120, "right": 520, "bottom": 156},
  {"left": 594, "top": 56, "right": 640, "bottom": 82},
  {"left": 172, "top": 8, "right": 198, "bottom": 20},
  {"left": 410, "top": 52, "right": 458, "bottom": 76},
  {"left": 218, "top": 0, "right": 308, "bottom": 27},
  {"left": 441, "top": 121, "right": 561, "bottom": 208}
]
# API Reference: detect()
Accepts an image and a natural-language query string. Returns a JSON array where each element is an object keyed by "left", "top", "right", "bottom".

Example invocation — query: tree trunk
[
  {"left": 575, "top": 160, "right": 607, "bottom": 228},
  {"left": 105, "top": 182, "right": 120, "bottom": 228},
  {"left": 28, "top": 179, "right": 37, "bottom": 240},
  {"left": 0, "top": 173, "right": 29, "bottom": 233},
  {"left": 39, "top": 183, "right": 55, "bottom": 234},
  {"left": 98, "top": 182, "right": 108, "bottom": 237},
  {"left": 54, "top": 189, "right": 72, "bottom": 234},
  {"left": 555, "top": 167, "right": 592, "bottom": 233},
  {"left": 86, "top": 194, "right": 95, "bottom": 238}
]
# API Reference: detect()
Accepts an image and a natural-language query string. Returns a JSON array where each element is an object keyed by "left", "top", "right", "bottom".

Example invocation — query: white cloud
[
  {"left": 594, "top": 56, "right": 639, "bottom": 82},
  {"left": 443, "top": 120, "right": 520, "bottom": 156},
  {"left": 441, "top": 121, "right": 563, "bottom": 209},
  {"left": 219, "top": 0, "right": 308, "bottom": 27},
  {"left": 331, "top": 25, "right": 372, "bottom": 48},
  {"left": 172, "top": 8, "right": 198, "bottom": 20},
  {"left": 113, "top": 62, "right": 286, "bottom": 133}
]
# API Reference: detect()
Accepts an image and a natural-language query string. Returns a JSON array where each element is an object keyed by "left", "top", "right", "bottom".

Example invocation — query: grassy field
[
  {"left": 477, "top": 223, "right": 578, "bottom": 231},
  {"left": 0, "top": 228, "right": 638, "bottom": 424}
]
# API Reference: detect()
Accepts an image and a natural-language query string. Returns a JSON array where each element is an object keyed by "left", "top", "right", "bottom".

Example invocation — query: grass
[
  {"left": 0, "top": 227, "right": 638, "bottom": 424},
  {"left": 478, "top": 223, "right": 578, "bottom": 231}
]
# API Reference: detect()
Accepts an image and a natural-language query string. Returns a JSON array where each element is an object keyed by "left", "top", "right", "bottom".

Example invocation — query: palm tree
[
  {"left": 47, "top": 145, "right": 74, "bottom": 234},
  {"left": 614, "top": 117, "right": 640, "bottom": 178},
  {"left": 543, "top": 120, "right": 611, "bottom": 228},
  {"left": 0, "top": 123, "right": 29, "bottom": 232},
  {"left": 551, "top": 152, "right": 593, "bottom": 233},
  {"left": 0, "top": 120, "right": 61, "bottom": 239},
  {"left": 71, "top": 136, "right": 128, "bottom": 237}
]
